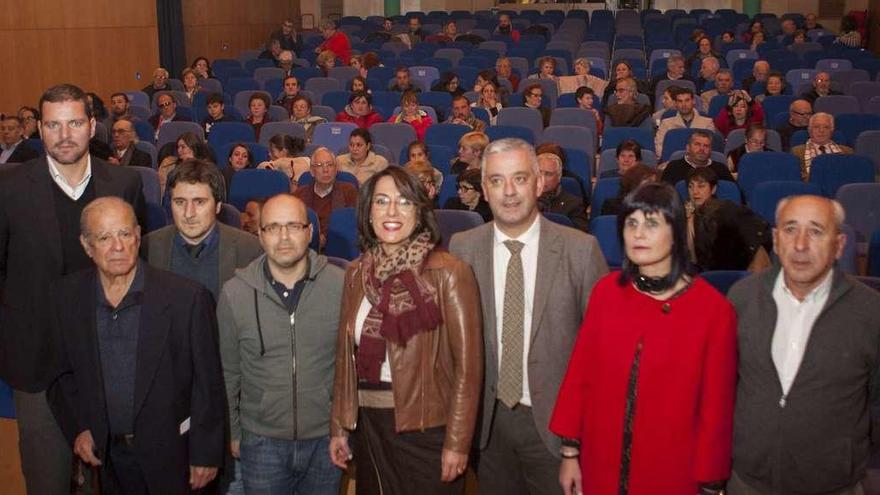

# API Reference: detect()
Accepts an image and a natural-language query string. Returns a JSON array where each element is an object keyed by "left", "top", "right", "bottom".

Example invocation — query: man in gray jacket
[
  {"left": 727, "top": 195, "right": 880, "bottom": 495},
  {"left": 217, "top": 193, "right": 345, "bottom": 494}
]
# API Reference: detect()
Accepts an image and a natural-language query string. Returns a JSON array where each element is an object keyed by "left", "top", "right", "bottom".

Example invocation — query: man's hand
[
  {"left": 329, "top": 436, "right": 352, "bottom": 469},
  {"left": 230, "top": 440, "right": 240, "bottom": 459},
  {"left": 189, "top": 466, "right": 218, "bottom": 490},
  {"left": 74, "top": 430, "right": 102, "bottom": 466},
  {"left": 559, "top": 458, "right": 582, "bottom": 495},
  {"left": 440, "top": 449, "right": 468, "bottom": 482}
]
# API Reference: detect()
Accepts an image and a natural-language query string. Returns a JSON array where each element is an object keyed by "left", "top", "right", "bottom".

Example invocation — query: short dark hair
[
  {"left": 248, "top": 93, "right": 271, "bottom": 108},
  {"left": 356, "top": 167, "right": 440, "bottom": 251},
  {"left": 350, "top": 127, "right": 373, "bottom": 146},
  {"left": 110, "top": 92, "right": 129, "bottom": 102},
  {"left": 292, "top": 94, "right": 312, "bottom": 110},
  {"left": 689, "top": 129, "right": 713, "bottom": 144},
  {"left": 167, "top": 158, "right": 227, "bottom": 203},
  {"left": 616, "top": 139, "right": 642, "bottom": 158},
  {"left": 39, "top": 84, "right": 92, "bottom": 119},
  {"left": 3, "top": 116, "right": 22, "bottom": 126},
  {"left": 206, "top": 92, "right": 224, "bottom": 106},
  {"left": 348, "top": 90, "right": 372, "bottom": 106},
  {"left": 687, "top": 166, "right": 719, "bottom": 188},
  {"left": 670, "top": 85, "right": 694, "bottom": 99},
  {"left": 617, "top": 182, "right": 694, "bottom": 286},
  {"left": 452, "top": 94, "right": 469, "bottom": 105},
  {"left": 227, "top": 143, "right": 253, "bottom": 168},
  {"left": 268, "top": 134, "right": 305, "bottom": 155},
  {"left": 522, "top": 83, "right": 542, "bottom": 97},
  {"left": 575, "top": 86, "right": 595, "bottom": 101},
  {"left": 395, "top": 65, "right": 409, "bottom": 75},
  {"left": 177, "top": 131, "right": 212, "bottom": 160}
]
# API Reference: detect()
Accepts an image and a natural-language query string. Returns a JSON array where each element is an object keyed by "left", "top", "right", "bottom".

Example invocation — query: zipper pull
[
  {"left": 290, "top": 313, "right": 295, "bottom": 326},
  {"left": 778, "top": 395, "right": 787, "bottom": 408}
]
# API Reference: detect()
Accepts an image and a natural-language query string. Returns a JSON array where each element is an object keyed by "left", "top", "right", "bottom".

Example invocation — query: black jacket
[
  {"left": 2, "top": 141, "right": 40, "bottom": 164},
  {"left": 0, "top": 157, "right": 146, "bottom": 391},
  {"left": 48, "top": 265, "right": 226, "bottom": 494}
]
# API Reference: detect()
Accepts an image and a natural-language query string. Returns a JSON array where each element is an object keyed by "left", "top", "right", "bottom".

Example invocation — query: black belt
[
  {"left": 358, "top": 381, "right": 393, "bottom": 391},
  {"left": 111, "top": 433, "right": 135, "bottom": 447}
]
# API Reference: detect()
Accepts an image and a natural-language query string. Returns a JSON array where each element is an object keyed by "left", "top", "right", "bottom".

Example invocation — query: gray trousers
[
  {"left": 13, "top": 390, "right": 73, "bottom": 495},
  {"left": 727, "top": 471, "right": 865, "bottom": 495},
  {"left": 477, "top": 402, "right": 562, "bottom": 495}
]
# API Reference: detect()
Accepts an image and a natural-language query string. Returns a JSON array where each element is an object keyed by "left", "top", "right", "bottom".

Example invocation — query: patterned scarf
[{"left": 356, "top": 231, "right": 442, "bottom": 384}]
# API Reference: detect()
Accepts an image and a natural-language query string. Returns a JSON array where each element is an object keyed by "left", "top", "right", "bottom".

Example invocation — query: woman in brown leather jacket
[{"left": 328, "top": 167, "right": 483, "bottom": 494}]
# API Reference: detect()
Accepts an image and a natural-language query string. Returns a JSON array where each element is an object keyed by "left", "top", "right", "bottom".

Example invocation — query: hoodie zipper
[{"left": 290, "top": 311, "right": 297, "bottom": 439}]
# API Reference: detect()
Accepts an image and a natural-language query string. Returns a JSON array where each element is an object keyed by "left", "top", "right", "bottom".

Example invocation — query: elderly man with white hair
[
  {"left": 790, "top": 112, "right": 853, "bottom": 181},
  {"left": 743, "top": 60, "right": 770, "bottom": 94}
]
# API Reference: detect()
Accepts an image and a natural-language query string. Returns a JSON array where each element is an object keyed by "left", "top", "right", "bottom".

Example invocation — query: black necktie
[
  {"left": 185, "top": 243, "right": 204, "bottom": 258},
  {"left": 818, "top": 145, "right": 827, "bottom": 154}
]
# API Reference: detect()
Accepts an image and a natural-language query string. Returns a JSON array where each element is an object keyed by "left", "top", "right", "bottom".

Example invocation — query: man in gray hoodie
[{"left": 217, "top": 193, "right": 345, "bottom": 494}]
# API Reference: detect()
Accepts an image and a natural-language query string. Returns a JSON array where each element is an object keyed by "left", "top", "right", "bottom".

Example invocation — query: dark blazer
[
  {"left": 448, "top": 216, "right": 608, "bottom": 454},
  {"left": 117, "top": 144, "right": 153, "bottom": 168},
  {"left": 728, "top": 267, "right": 880, "bottom": 494},
  {"left": 142, "top": 223, "right": 263, "bottom": 288},
  {"left": 539, "top": 189, "right": 589, "bottom": 232},
  {"left": 49, "top": 265, "right": 226, "bottom": 495},
  {"left": 0, "top": 156, "right": 146, "bottom": 391},
  {"left": 2, "top": 141, "right": 40, "bottom": 163},
  {"left": 148, "top": 113, "right": 187, "bottom": 130}
]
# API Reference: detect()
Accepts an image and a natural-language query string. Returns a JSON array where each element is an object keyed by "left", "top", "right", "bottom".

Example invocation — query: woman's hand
[
  {"left": 440, "top": 448, "right": 468, "bottom": 482},
  {"left": 329, "top": 435, "right": 352, "bottom": 469},
  {"left": 559, "top": 458, "right": 582, "bottom": 495}
]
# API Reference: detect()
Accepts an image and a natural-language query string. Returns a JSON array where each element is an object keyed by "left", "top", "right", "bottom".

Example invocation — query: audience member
[
  {"left": 275, "top": 75, "right": 300, "bottom": 115},
  {"left": 316, "top": 19, "right": 351, "bottom": 64},
  {"left": 605, "top": 77, "right": 652, "bottom": 127},
  {"left": 604, "top": 61, "right": 649, "bottom": 107},
  {"left": 569, "top": 58, "right": 608, "bottom": 99},
  {"left": 389, "top": 91, "right": 433, "bottom": 140},
  {"left": 337, "top": 127, "right": 389, "bottom": 184},
  {"left": 727, "top": 195, "right": 880, "bottom": 495},
  {"left": 278, "top": 50, "right": 296, "bottom": 77},
  {"left": 295, "top": 146, "right": 357, "bottom": 247},
  {"left": 714, "top": 90, "right": 765, "bottom": 138},
  {"left": 836, "top": 15, "right": 862, "bottom": 48},
  {"left": 444, "top": 168, "right": 492, "bottom": 222},
  {"left": 191, "top": 56, "right": 215, "bottom": 79},
  {"left": 181, "top": 68, "right": 201, "bottom": 105},
  {"left": 335, "top": 91, "right": 383, "bottom": 129},
  {"left": 17, "top": 106, "right": 40, "bottom": 139},
  {"left": 472, "top": 80, "right": 503, "bottom": 125},
  {"left": 742, "top": 20, "right": 764, "bottom": 44},
  {"left": 159, "top": 131, "right": 213, "bottom": 194},
  {"left": 271, "top": 19, "right": 303, "bottom": 53},
  {"left": 450, "top": 131, "right": 489, "bottom": 174},
  {"left": 257, "top": 134, "right": 309, "bottom": 189},
  {"left": 600, "top": 163, "right": 659, "bottom": 215},
  {"left": 388, "top": 66, "right": 420, "bottom": 93},
  {"left": 687, "top": 36, "right": 721, "bottom": 72},
  {"left": 219, "top": 193, "right": 344, "bottom": 494},
  {"left": 52, "top": 196, "right": 225, "bottom": 494},
  {"left": 601, "top": 139, "right": 644, "bottom": 179},
  {"left": 800, "top": 71, "right": 843, "bottom": 104},
  {"left": 0, "top": 116, "right": 39, "bottom": 164},
  {"left": 755, "top": 71, "right": 787, "bottom": 103},
  {"left": 727, "top": 123, "right": 771, "bottom": 174},
  {"left": 201, "top": 92, "right": 236, "bottom": 137},
  {"left": 240, "top": 198, "right": 264, "bottom": 236},
  {"left": 431, "top": 71, "right": 465, "bottom": 97},
  {"left": 404, "top": 157, "right": 442, "bottom": 204},
  {"left": 742, "top": 60, "right": 770, "bottom": 94},
  {"left": 528, "top": 56, "right": 558, "bottom": 82},
  {"left": 522, "top": 83, "right": 551, "bottom": 128},
  {"left": 537, "top": 152, "right": 588, "bottom": 231},
  {"left": 350, "top": 75, "right": 370, "bottom": 93},
  {"left": 495, "top": 57, "right": 521, "bottom": 92},
  {"left": 656, "top": 86, "right": 716, "bottom": 159},
  {"left": 104, "top": 92, "right": 135, "bottom": 130},
  {"left": 0, "top": 84, "right": 145, "bottom": 495},
  {"left": 287, "top": 95, "right": 324, "bottom": 143},
  {"left": 650, "top": 54, "right": 692, "bottom": 95},
  {"left": 142, "top": 67, "right": 171, "bottom": 100},
  {"left": 661, "top": 129, "right": 734, "bottom": 185},
  {"left": 149, "top": 92, "right": 186, "bottom": 140},
  {"left": 776, "top": 99, "right": 812, "bottom": 151},
  {"left": 245, "top": 92, "right": 272, "bottom": 142},
  {"left": 700, "top": 68, "right": 735, "bottom": 114},
  {"left": 446, "top": 94, "right": 487, "bottom": 132},
  {"left": 695, "top": 56, "right": 721, "bottom": 94},
  {"left": 805, "top": 13, "right": 824, "bottom": 30},
  {"left": 222, "top": 143, "right": 253, "bottom": 192},
  {"left": 575, "top": 86, "right": 604, "bottom": 136},
  {"left": 493, "top": 13, "right": 521, "bottom": 42},
  {"left": 449, "top": 138, "right": 607, "bottom": 495},
  {"left": 316, "top": 49, "right": 336, "bottom": 76},
  {"left": 259, "top": 36, "right": 284, "bottom": 67},
  {"left": 791, "top": 112, "right": 853, "bottom": 181},
  {"left": 108, "top": 118, "right": 152, "bottom": 167}
]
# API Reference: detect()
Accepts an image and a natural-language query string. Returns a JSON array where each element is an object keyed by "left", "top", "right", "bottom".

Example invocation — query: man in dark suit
[
  {"left": 143, "top": 158, "right": 262, "bottom": 301},
  {"left": 449, "top": 138, "right": 608, "bottom": 495},
  {"left": 108, "top": 118, "right": 152, "bottom": 167},
  {"left": 148, "top": 92, "right": 187, "bottom": 141},
  {"left": 727, "top": 195, "right": 880, "bottom": 495},
  {"left": 0, "top": 83, "right": 145, "bottom": 495},
  {"left": 536, "top": 152, "right": 588, "bottom": 231},
  {"left": 0, "top": 115, "right": 40, "bottom": 163},
  {"left": 50, "top": 196, "right": 225, "bottom": 494}
]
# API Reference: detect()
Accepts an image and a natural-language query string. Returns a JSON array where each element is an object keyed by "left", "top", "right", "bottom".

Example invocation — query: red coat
[
  {"left": 389, "top": 112, "right": 434, "bottom": 141},
  {"left": 550, "top": 274, "right": 737, "bottom": 495},
  {"left": 319, "top": 31, "right": 351, "bottom": 65},
  {"left": 713, "top": 101, "right": 765, "bottom": 137},
  {"left": 335, "top": 110, "right": 383, "bottom": 129}
]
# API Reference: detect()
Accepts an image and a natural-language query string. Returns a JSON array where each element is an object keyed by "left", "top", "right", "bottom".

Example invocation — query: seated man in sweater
[
  {"left": 142, "top": 158, "right": 263, "bottom": 301},
  {"left": 655, "top": 86, "right": 716, "bottom": 160},
  {"left": 660, "top": 129, "right": 734, "bottom": 186},
  {"left": 536, "top": 152, "right": 588, "bottom": 231},
  {"left": 294, "top": 147, "right": 358, "bottom": 248},
  {"left": 790, "top": 112, "right": 853, "bottom": 181}
]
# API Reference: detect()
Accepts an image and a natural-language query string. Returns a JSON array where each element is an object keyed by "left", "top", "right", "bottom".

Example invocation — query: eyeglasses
[
  {"left": 372, "top": 196, "right": 415, "bottom": 213},
  {"left": 158, "top": 101, "right": 174, "bottom": 108},
  {"left": 311, "top": 161, "right": 335, "bottom": 169},
  {"left": 90, "top": 229, "right": 136, "bottom": 247},
  {"left": 260, "top": 222, "right": 310, "bottom": 235},
  {"left": 458, "top": 184, "right": 476, "bottom": 192},
  {"left": 111, "top": 129, "right": 131, "bottom": 135}
]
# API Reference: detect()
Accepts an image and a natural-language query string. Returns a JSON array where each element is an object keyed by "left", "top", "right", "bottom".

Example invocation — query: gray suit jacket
[
  {"left": 728, "top": 266, "right": 880, "bottom": 494},
  {"left": 142, "top": 223, "right": 263, "bottom": 289},
  {"left": 449, "top": 215, "right": 608, "bottom": 454}
]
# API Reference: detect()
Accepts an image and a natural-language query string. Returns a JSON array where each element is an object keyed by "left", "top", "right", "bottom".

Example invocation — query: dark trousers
[
  {"left": 13, "top": 390, "right": 73, "bottom": 495},
  {"left": 477, "top": 402, "right": 562, "bottom": 495},
  {"left": 727, "top": 471, "right": 865, "bottom": 495},
  {"left": 354, "top": 407, "right": 464, "bottom": 495},
  {"left": 101, "top": 437, "right": 149, "bottom": 495}
]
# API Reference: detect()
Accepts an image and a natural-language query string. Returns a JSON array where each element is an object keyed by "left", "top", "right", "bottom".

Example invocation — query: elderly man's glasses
[
  {"left": 261, "top": 222, "right": 310, "bottom": 235},
  {"left": 311, "top": 161, "right": 335, "bottom": 169},
  {"left": 158, "top": 101, "right": 174, "bottom": 108}
]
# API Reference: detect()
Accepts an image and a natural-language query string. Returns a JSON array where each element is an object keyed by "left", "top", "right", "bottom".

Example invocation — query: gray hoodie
[{"left": 218, "top": 251, "right": 344, "bottom": 442}]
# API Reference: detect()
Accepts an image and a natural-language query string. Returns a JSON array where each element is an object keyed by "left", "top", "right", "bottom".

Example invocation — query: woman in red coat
[
  {"left": 713, "top": 90, "right": 764, "bottom": 138},
  {"left": 389, "top": 90, "right": 433, "bottom": 141},
  {"left": 550, "top": 182, "right": 737, "bottom": 495},
  {"left": 335, "top": 90, "right": 383, "bottom": 129}
]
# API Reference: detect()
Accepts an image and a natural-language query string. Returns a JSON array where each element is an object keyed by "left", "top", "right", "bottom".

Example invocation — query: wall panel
[{"left": 0, "top": 1, "right": 158, "bottom": 115}]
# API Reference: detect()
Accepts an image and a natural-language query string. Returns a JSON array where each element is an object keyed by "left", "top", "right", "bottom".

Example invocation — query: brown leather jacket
[{"left": 330, "top": 250, "right": 483, "bottom": 454}]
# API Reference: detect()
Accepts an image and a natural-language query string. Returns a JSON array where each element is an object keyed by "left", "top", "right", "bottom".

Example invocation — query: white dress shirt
[
  {"left": 492, "top": 215, "right": 541, "bottom": 407},
  {"left": 771, "top": 269, "right": 834, "bottom": 396},
  {"left": 354, "top": 297, "right": 392, "bottom": 382},
  {"left": 0, "top": 139, "right": 23, "bottom": 163},
  {"left": 47, "top": 154, "right": 93, "bottom": 200}
]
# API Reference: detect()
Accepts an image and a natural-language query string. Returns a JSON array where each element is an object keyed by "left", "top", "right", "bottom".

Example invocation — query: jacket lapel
[
  {"left": 132, "top": 266, "right": 171, "bottom": 419},
  {"left": 27, "top": 158, "right": 63, "bottom": 271},
  {"left": 218, "top": 225, "right": 237, "bottom": 283},
  {"left": 475, "top": 225, "right": 498, "bottom": 362},
  {"left": 529, "top": 218, "right": 561, "bottom": 346}
]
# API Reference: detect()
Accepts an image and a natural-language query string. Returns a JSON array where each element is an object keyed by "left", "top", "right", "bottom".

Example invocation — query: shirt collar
[
  {"left": 95, "top": 259, "right": 146, "bottom": 309},
  {"left": 774, "top": 267, "right": 834, "bottom": 304},
  {"left": 493, "top": 214, "right": 541, "bottom": 247},
  {"left": 174, "top": 223, "right": 219, "bottom": 252},
  {"left": 47, "top": 153, "right": 92, "bottom": 187}
]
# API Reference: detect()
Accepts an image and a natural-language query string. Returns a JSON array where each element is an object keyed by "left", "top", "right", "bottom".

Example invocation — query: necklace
[{"left": 633, "top": 274, "right": 675, "bottom": 294}]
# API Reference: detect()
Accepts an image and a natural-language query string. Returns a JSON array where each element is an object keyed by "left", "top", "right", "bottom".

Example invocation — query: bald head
[
  {"left": 80, "top": 197, "right": 138, "bottom": 237},
  {"left": 262, "top": 193, "right": 308, "bottom": 224},
  {"left": 789, "top": 99, "right": 813, "bottom": 127}
]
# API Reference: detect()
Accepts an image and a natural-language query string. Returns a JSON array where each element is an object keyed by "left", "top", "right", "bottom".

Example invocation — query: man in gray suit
[
  {"left": 143, "top": 158, "right": 262, "bottom": 301},
  {"left": 449, "top": 138, "right": 608, "bottom": 495},
  {"left": 727, "top": 195, "right": 880, "bottom": 495}
]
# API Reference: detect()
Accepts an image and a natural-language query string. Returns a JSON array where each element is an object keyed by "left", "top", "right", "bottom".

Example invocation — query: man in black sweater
[
  {"left": 660, "top": 129, "right": 735, "bottom": 186},
  {"left": 0, "top": 83, "right": 145, "bottom": 495}
]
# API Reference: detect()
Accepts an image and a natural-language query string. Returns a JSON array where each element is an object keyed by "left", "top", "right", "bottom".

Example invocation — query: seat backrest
[
  {"left": 228, "top": 168, "right": 291, "bottom": 210},
  {"left": 834, "top": 113, "right": 880, "bottom": 146},
  {"left": 588, "top": 215, "right": 622, "bottom": 266},
  {"left": 497, "top": 107, "right": 545, "bottom": 143},
  {"left": 258, "top": 122, "right": 307, "bottom": 146},
  {"left": 156, "top": 121, "right": 205, "bottom": 148},
  {"left": 590, "top": 177, "right": 621, "bottom": 219},
  {"left": 603, "top": 127, "right": 654, "bottom": 152},
  {"left": 311, "top": 122, "right": 358, "bottom": 154},
  {"left": 814, "top": 95, "right": 861, "bottom": 116},
  {"left": 424, "top": 123, "right": 471, "bottom": 150},
  {"left": 486, "top": 124, "right": 535, "bottom": 144},
  {"left": 540, "top": 125, "right": 595, "bottom": 157},
  {"left": 700, "top": 270, "right": 750, "bottom": 295},
  {"left": 808, "top": 154, "right": 876, "bottom": 198},
  {"left": 836, "top": 183, "right": 880, "bottom": 244},
  {"left": 207, "top": 122, "right": 256, "bottom": 149},
  {"left": 737, "top": 151, "right": 803, "bottom": 202},
  {"left": 855, "top": 129, "right": 880, "bottom": 174},
  {"left": 325, "top": 207, "right": 361, "bottom": 260},
  {"left": 368, "top": 122, "right": 418, "bottom": 162},
  {"left": 435, "top": 209, "right": 485, "bottom": 248},
  {"left": 750, "top": 180, "right": 822, "bottom": 225}
]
